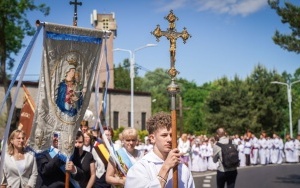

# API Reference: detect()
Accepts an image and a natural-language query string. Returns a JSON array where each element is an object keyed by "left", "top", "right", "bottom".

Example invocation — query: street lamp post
[
  {"left": 271, "top": 80, "right": 300, "bottom": 138},
  {"left": 114, "top": 44, "right": 157, "bottom": 128}
]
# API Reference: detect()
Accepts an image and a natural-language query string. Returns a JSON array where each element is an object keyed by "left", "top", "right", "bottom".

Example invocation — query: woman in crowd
[
  {"left": 105, "top": 127, "right": 144, "bottom": 187},
  {"left": 207, "top": 137, "right": 218, "bottom": 170},
  {"left": 178, "top": 133, "right": 191, "bottom": 167},
  {"left": 92, "top": 126, "right": 114, "bottom": 188},
  {"left": 83, "top": 130, "right": 95, "bottom": 152},
  {"left": 199, "top": 139, "right": 208, "bottom": 171},
  {"left": 1, "top": 129, "right": 38, "bottom": 188},
  {"left": 72, "top": 131, "right": 96, "bottom": 188},
  {"left": 190, "top": 138, "right": 201, "bottom": 172}
]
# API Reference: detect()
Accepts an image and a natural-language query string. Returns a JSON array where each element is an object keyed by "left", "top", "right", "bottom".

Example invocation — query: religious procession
[
  {"left": 0, "top": 1, "right": 196, "bottom": 187},
  {"left": 1, "top": 1, "right": 299, "bottom": 188},
  {"left": 178, "top": 131, "right": 300, "bottom": 173}
]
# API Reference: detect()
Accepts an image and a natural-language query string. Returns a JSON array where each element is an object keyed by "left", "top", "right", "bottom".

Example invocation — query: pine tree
[{"left": 268, "top": 0, "right": 300, "bottom": 53}]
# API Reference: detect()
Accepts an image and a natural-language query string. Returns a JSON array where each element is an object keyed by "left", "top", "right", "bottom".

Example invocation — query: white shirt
[
  {"left": 125, "top": 151, "right": 195, "bottom": 188},
  {"left": 178, "top": 138, "right": 191, "bottom": 156},
  {"left": 92, "top": 148, "right": 106, "bottom": 178}
]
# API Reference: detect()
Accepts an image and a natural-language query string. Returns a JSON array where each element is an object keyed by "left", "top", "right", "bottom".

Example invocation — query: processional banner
[
  {"left": 18, "top": 85, "right": 36, "bottom": 139},
  {"left": 28, "top": 22, "right": 105, "bottom": 158}
]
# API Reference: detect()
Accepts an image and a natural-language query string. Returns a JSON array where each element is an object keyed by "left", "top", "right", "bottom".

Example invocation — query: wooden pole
[
  {"left": 65, "top": 171, "right": 70, "bottom": 188},
  {"left": 151, "top": 10, "right": 191, "bottom": 188},
  {"left": 179, "top": 96, "right": 183, "bottom": 136},
  {"left": 171, "top": 98, "right": 178, "bottom": 188}
]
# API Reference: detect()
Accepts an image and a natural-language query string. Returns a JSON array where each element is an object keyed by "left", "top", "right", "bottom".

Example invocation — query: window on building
[
  {"left": 113, "top": 111, "right": 119, "bottom": 130},
  {"left": 141, "top": 112, "right": 146, "bottom": 130},
  {"left": 128, "top": 112, "right": 131, "bottom": 127}
]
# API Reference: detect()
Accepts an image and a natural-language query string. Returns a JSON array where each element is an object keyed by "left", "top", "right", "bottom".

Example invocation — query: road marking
[
  {"left": 193, "top": 172, "right": 216, "bottom": 177},
  {"left": 203, "top": 184, "right": 211, "bottom": 187},
  {"left": 204, "top": 179, "right": 210, "bottom": 183},
  {"left": 205, "top": 176, "right": 212, "bottom": 179}
]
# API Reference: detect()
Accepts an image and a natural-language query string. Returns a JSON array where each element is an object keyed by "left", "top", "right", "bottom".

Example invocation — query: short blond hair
[{"left": 122, "top": 127, "right": 138, "bottom": 140}]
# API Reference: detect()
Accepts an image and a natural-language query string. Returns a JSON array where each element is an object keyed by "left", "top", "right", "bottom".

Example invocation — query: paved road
[{"left": 193, "top": 163, "right": 300, "bottom": 188}]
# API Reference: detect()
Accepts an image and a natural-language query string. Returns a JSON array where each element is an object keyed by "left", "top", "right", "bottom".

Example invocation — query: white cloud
[
  {"left": 156, "top": 0, "right": 268, "bottom": 16},
  {"left": 155, "top": 0, "right": 189, "bottom": 12}
]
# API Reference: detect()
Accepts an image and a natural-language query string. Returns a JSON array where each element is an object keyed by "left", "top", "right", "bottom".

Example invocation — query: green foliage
[
  {"left": 113, "top": 58, "right": 300, "bottom": 138},
  {"left": 0, "top": 0, "right": 50, "bottom": 116},
  {"left": 114, "top": 58, "right": 143, "bottom": 91},
  {"left": 137, "top": 130, "right": 149, "bottom": 143},
  {"left": 268, "top": 0, "right": 300, "bottom": 54},
  {"left": 139, "top": 68, "right": 171, "bottom": 113},
  {"left": 112, "top": 126, "right": 148, "bottom": 143},
  {"left": 112, "top": 126, "right": 125, "bottom": 142},
  {"left": 203, "top": 65, "right": 290, "bottom": 136},
  {"left": 246, "top": 65, "right": 286, "bottom": 135},
  {"left": 114, "top": 59, "right": 130, "bottom": 89},
  {"left": 0, "top": 0, "right": 50, "bottom": 69}
]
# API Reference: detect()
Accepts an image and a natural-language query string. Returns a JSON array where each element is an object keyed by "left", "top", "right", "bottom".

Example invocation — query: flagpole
[{"left": 65, "top": 1, "right": 82, "bottom": 187}]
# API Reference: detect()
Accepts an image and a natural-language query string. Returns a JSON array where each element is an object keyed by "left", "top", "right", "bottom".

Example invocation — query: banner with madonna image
[{"left": 28, "top": 22, "right": 108, "bottom": 158}]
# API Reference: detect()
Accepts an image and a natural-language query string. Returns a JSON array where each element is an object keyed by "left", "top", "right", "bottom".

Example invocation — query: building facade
[{"left": 0, "top": 81, "right": 151, "bottom": 131}]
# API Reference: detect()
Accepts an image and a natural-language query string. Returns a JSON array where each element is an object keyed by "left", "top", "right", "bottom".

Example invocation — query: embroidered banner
[{"left": 28, "top": 22, "right": 106, "bottom": 158}]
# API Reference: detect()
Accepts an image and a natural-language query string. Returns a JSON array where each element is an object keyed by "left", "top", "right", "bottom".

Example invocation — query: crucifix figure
[
  {"left": 69, "top": 0, "right": 82, "bottom": 26},
  {"left": 151, "top": 10, "right": 191, "bottom": 79}
]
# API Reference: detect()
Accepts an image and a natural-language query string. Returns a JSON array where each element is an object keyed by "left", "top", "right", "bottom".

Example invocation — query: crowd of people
[
  {"left": 2, "top": 113, "right": 300, "bottom": 187},
  {"left": 0, "top": 112, "right": 195, "bottom": 188},
  {"left": 176, "top": 130, "right": 300, "bottom": 174}
]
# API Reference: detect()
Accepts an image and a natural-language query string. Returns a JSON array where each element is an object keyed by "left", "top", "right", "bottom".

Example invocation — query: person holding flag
[{"left": 106, "top": 127, "right": 144, "bottom": 187}]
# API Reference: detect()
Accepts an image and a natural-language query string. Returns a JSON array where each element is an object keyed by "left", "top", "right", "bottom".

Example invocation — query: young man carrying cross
[{"left": 124, "top": 112, "right": 195, "bottom": 188}]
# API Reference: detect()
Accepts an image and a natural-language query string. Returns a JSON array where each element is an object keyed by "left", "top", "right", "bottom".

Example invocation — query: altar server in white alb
[
  {"left": 125, "top": 112, "right": 195, "bottom": 188},
  {"left": 284, "top": 134, "right": 296, "bottom": 163},
  {"left": 258, "top": 131, "right": 268, "bottom": 165}
]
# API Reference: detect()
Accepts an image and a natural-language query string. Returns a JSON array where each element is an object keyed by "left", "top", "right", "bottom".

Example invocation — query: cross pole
[
  {"left": 69, "top": 0, "right": 82, "bottom": 26},
  {"left": 151, "top": 10, "right": 191, "bottom": 188},
  {"left": 66, "top": 2, "right": 82, "bottom": 187}
]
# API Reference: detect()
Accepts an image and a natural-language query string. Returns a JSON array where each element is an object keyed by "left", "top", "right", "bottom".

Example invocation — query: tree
[
  {"left": 0, "top": 0, "right": 49, "bottom": 116},
  {"left": 268, "top": 0, "right": 300, "bottom": 53},
  {"left": 179, "top": 79, "right": 211, "bottom": 134},
  {"left": 114, "top": 58, "right": 130, "bottom": 89},
  {"left": 114, "top": 58, "right": 143, "bottom": 91},
  {"left": 204, "top": 76, "right": 250, "bottom": 135},
  {"left": 139, "top": 68, "right": 170, "bottom": 113},
  {"left": 246, "top": 64, "right": 287, "bottom": 135}
]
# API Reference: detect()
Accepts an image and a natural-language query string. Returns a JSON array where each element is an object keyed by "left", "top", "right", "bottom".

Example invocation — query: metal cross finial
[
  {"left": 70, "top": 0, "right": 82, "bottom": 26},
  {"left": 151, "top": 10, "right": 191, "bottom": 79}
]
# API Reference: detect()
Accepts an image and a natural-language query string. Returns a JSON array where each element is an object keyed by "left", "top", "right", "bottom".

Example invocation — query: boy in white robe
[
  {"left": 258, "top": 131, "right": 268, "bottom": 165},
  {"left": 125, "top": 112, "right": 195, "bottom": 188},
  {"left": 284, "top": 134, "right": 295, "bottom": 163},
  {"left": 294, "top": 135, "right": 300, "bottom": 162}
]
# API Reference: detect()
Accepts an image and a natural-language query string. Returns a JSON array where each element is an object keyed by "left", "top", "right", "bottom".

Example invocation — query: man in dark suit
[{"left": 36, "top": 132, "right": 84, "bottom": 188}]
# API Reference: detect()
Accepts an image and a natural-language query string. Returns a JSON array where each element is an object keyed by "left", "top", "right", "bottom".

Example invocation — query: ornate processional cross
[
  {"left": 69, "top": 0, "right": 82, "bottom": 26},
  {"left": 151, "top": 10, "right": 191, "bottom": 188},
  {"left": 151, "top": 10, "right": 191, "bottom": 83}
]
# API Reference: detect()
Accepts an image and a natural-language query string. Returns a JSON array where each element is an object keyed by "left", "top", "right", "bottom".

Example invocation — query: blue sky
[{"left": 12, "top": 0, "right": 300, "bottom": 86}]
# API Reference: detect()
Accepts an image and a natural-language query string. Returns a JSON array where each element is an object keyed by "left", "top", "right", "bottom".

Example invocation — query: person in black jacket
[
  {"left": 36, "top": 132, "right": 84, "bottom": 188},
  {"left": 72, "top": 131, "right": 96, "bottom": 188}
]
